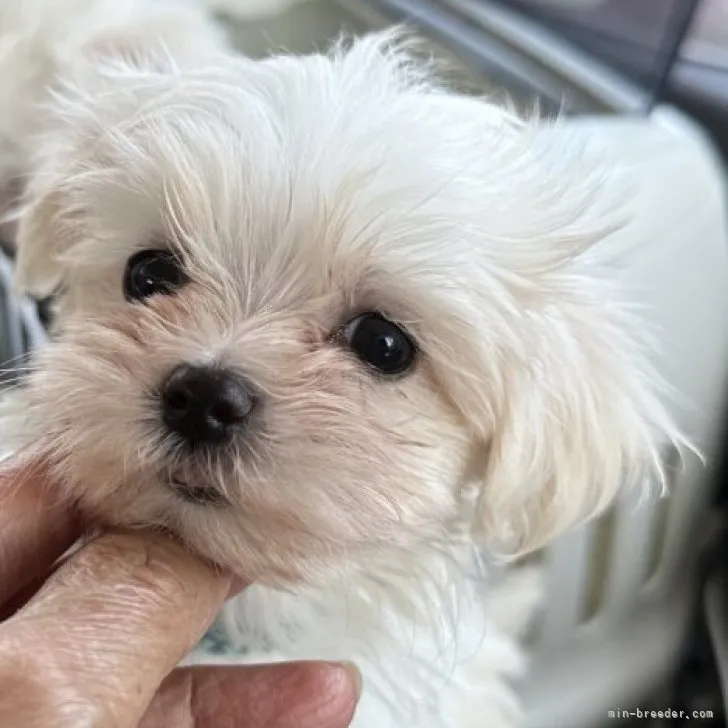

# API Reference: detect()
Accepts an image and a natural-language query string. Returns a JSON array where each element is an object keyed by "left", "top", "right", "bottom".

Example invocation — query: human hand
[{"left": 0, "top": 463, "right": 361, "bottom": 727}]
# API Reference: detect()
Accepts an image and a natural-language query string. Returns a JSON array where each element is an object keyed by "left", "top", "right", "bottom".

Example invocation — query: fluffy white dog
[{"left": 0, "top": 1, "right": 683, "bottom": 726}]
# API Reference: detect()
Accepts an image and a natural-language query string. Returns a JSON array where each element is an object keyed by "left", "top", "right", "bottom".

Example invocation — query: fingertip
[
  {"left": 226, "top": 575, "right": 247, "bottom": 599},
  {"left": 334, "top": 662, "right": 363, "bottom": 701},
  {"left": 273, "top": 660, "right": 362, "bottom": 728}
]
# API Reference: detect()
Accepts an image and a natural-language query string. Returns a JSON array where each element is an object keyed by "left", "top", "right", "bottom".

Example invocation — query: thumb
[{"left": 142, "top": 662, "right": 361, "bottom": 728}]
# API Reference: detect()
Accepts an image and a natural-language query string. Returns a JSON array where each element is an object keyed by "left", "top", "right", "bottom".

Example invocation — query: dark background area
[{"left": 497, "top": 0, "right": 728, "bottom": 159}]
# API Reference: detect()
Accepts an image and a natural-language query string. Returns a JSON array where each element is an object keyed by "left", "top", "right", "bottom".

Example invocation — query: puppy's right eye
[
  {"left": 343, "top": 312, "right": 417, "bottom": 376},
  {"left": 124, "top": 249, "right": 187, "bottom": 302}
]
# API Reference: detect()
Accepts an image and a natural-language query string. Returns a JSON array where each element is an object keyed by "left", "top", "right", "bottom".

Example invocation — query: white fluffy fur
[{"left": 0, "top": 1, "right": 685, "bottom": 726}]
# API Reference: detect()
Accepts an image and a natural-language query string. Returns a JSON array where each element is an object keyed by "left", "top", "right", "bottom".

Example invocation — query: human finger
[
  {"left": 0, "top": 460, "right": 80, "bottom": 607},
  {"left": 0, "top": 531, "right": 232, "bottom": 728},
  {"left": 141, "top": 661, "right": 361, "bottom": 728}
]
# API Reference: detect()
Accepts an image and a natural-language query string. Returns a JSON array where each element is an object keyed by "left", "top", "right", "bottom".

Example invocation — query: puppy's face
[{"left": 12, "top": 35, "right": 676, "bottom": 582}]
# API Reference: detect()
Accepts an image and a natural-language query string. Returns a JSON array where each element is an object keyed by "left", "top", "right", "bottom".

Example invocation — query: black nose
[{"left": 161, "top": 364, "right": 255, "bottom": 446}]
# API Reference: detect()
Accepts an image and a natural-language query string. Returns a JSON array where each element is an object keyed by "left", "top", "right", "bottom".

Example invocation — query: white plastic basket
[{"left": 522, "top": 109, "right": 728, "bottom": 728}]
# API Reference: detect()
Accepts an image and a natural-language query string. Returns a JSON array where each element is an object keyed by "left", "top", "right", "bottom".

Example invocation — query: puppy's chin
[
  {"left": 27, "top": 403, "right": 466, "bottom": 586},
  {"left": 166, "top": 473, "right": 230, "bottom": 507},
  {"left": 73, "top": 485, "right": 438, "bottom": 586}
]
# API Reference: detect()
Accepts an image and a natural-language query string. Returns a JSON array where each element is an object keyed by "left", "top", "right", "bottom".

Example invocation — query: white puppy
[{"left": 0, "top": 1, "right": 683, "bottom": 726}]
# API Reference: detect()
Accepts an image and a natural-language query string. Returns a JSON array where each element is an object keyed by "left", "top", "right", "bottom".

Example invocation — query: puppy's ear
[
  {"left": 14, "top": 188, "right": 76, "bottom": 298},
  {"left": 465, "top": 287, "right": 681, "bottom": 555},
  {"left": 13, "top": 3, "right": 226, "bottom": 297}
]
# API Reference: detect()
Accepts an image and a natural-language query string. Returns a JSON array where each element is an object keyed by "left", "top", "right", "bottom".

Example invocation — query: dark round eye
[
  {"left": 343, "top": 312, "right": 417, "bottom": 375},
  {"left": 124, "top": 249, "right": 187, "bottom": 302}
]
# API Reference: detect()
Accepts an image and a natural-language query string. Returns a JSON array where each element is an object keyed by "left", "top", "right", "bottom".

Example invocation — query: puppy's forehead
[
  {"left": 75, "top": 49, "right": 537, "bottom": 324},
  {"left": 91, "top": 65, "right": 487, "bottom": 299}
]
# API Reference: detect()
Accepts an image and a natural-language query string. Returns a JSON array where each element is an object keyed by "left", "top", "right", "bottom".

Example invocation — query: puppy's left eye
[
  {"left": 343, "top": 313, "right": 417, "bottom": 375},
  {"left": 124, "top": 249, "right": 187, "bottom": 302}
]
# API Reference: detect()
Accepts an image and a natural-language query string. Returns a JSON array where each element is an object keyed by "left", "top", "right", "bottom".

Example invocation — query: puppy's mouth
[{"left": 168, "top": 473, "right": 228, "bottom": 506}]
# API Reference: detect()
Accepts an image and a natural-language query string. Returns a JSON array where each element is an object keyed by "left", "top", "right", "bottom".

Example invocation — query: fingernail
[{"left": 336, "top": 661, "right": 363, "bottom": 699}]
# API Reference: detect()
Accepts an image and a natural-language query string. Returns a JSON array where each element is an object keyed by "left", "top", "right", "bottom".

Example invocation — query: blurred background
[{"left": 1, "top": 1, "right": 727, "bottom": 726}]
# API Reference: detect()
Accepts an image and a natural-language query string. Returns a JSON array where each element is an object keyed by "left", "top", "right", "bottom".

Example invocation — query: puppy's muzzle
[{"left": 161, "top": 364, "right": 256, "bottom": 447}]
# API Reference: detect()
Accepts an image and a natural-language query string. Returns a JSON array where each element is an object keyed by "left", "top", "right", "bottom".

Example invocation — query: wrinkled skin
[{"left": 0, "top": 463, "right": 360, "bottom": 728}]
